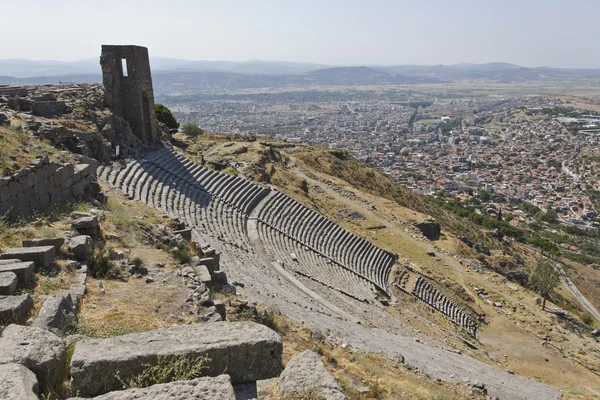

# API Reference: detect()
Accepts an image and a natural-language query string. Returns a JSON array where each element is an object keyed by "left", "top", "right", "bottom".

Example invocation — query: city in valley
[{"left": 165, "top": 84, "right": 600, "bottom": 235}]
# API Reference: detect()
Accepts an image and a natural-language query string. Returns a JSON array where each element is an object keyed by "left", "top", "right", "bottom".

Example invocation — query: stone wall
[
  {"left": 0, "top": 156, "right": 97, "bottom": 215},
  {"left": 31, "top": 101, "right": 67, "bottom": 117}
]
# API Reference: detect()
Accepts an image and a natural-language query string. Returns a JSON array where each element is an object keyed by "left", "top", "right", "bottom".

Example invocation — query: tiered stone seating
[
  {"left": 258, "top": 223, "right": 375, "bottom": 302},
  {"left": 98, "top": 148, "right": 395, "bottom": 303},
  {"left": 256, "top": 191, "right": 394, "bottom": 293},
  {"left": 410, "top": 276, "right": 478, "bottom": 337},
  {"left": 97, "top": 149, "right": 263, "bottom": 252}
]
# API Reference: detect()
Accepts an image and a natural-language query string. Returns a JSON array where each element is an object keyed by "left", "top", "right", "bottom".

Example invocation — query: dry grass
[
  {"left": 76, "top": 276, "right": 190, "bottom": 338},
  {"left": 0, "top": 124, "right": 73, "bottom": 177}
]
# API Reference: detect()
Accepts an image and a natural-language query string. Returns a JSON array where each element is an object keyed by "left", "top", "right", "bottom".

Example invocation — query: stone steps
[
  {"left": 256, "top": 192, "right": 394, "bottom": 294},
  {"left": 408, "top": 274, "right": 478, "bottom": 337}
]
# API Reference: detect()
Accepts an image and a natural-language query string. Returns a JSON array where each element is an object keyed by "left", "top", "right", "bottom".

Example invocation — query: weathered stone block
[
  {"left": 195, "top": 257, "right": 218, "bottom": 273},
  {"left": 70, "top": 321, "right": 283, "bottom": 397},
  {"left": 22, "top": 237, "right": 65, "bottom": 252},
  {"left": 72, "top": 216, "right": 99, "bottom": 231},
  {"left": 0, "top": 294, "right": 34, "bottom": 321},
  {"left": 42, "top": 163, "right": 57, "bottom": 179},
  {"left": 0, "top": 246, "right": 55, "bottom": 269},
  {"left": 194, "top": 265, "right": 213, "bottom": 287},
  {"left": 279, "top": 350, "right": 346, "bottom": 400},
  {"left": 172, "top": 228, "right": 192, "bottom": 241},
  {"left": 67, "top": 375, "right": 236, "bottom": 400},
  {"left": 0, "top": 261, "right": 35, "bottom": 282},
  {"left": 0, "top": 363, "right": 39, "bottom": 400},
  {"left": 0, "top": 324, "right": 66, "bottom": 390},
  {"left": 414, "top": 219, "right": 441, "bottom": 240},
  {"left": 0, "top": 271, "right": 18, "bottom": 295},
  {"left": 33, "top": 293, "right": 75, "bottom": 333},
  {"left": 0, "top": 259, "right": 21, "bottom": 265},
  {"left": 212, "top": 270, "right": 228, "bottom": 285},
  {"left": 67, "top": 235, "right": 93, "bottom": 261}
]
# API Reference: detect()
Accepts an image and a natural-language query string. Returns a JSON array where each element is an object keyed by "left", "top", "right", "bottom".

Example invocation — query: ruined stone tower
[{"left": 100, "top": 45, "right": 159, "bottom": 143}]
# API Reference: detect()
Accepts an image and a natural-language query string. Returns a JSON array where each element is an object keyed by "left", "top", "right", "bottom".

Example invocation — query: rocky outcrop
[
  {"left": 279, "top": 350, "right": 346, "bottom": 400},
  {"left": 0, "top": 324, "right": 66, "bottom": 390},
  {"left": 67, "top": 375, "right": 236, "bottom": 400},
  {"left": 414, "top": 218, "right": 441, "bottom": 240},
  {"left": 0, "top": 363, "right": 39, "bottom": 400},
  {"left": 70, "top": 321, "right": 283, "bottom": 397}
]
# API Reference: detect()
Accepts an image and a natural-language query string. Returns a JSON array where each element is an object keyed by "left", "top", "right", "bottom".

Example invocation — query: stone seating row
[
  {"left": 257, "top": 191, "right": 393, "bottom": 292},
  {"left": 99, "top": 162, "right": 251, "bottom": 251},
  {"left": 98, "top": 148, "right": 269, "bottom": 218},
  {"left": 258, "top": 223, "right": 375, "bottom": 302},
  {"left": 412, "top": 276, "right": 478, "bottom": 337}
]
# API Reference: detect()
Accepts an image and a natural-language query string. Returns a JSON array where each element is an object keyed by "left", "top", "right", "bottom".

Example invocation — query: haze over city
[{"left": 3, "top": 0, "right": 600, "bottom": 68}]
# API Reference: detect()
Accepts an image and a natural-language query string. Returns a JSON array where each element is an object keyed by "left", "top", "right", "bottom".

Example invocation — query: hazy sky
[{"left": 2, "top": 0, "right": 599, "bottom": 68}]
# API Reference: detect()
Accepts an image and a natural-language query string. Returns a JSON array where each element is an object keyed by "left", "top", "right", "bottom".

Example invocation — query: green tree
[
  {"left": 529, "top": 257, "right": 561, "bottom": 310},
  {"left": 181, "top": 123, "right": 204, "bottom": 138},
  {"left": 154, "top": 104, "right": 179, "bottom": 130},
  {"left": 542, "top": 208, "right": 559, "bottom": 223}
]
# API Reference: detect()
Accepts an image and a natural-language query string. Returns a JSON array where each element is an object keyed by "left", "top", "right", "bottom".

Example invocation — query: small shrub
[
  {"left": 171, "top": 246, "right": 191, "bottom": 264},
  {"left": 116, "top": 354, "right": 210, "bottom": 389},
  {"left": 181, "top": 124, "right": 204, "bottom": 138},
  {"left": 89, "top": 244, "right": 115, "bottom": 278},
  {"left": 368, "top": 379, "right": 385, "bottom": 399},
  {"left": 132, "top": 257, "right": 144, "bottom": 269},
  {"left": 581, "top": 312, "right": 595, "bottom": 327},
  {"left": 60, "top": 310, "right": 78, "bottom": 335},
  {"left": 154, "top": 104, "right": 179, "bottom": 130}
]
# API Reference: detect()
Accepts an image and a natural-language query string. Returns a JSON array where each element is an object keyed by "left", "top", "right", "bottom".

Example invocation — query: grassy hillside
[{"left": 295, "top": 149, "right": 500, "bottom": 248}]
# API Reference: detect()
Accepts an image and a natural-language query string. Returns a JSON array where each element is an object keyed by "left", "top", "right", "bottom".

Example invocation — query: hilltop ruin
[{"left": 100, "top": 45, "right": 160, "bottom": 144}]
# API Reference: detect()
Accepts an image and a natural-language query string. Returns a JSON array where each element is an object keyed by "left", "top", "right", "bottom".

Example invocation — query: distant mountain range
[
  {"left": 2, "top": 58, "right": 600, "bottom": 93},
  {"left": 0, "top": 58, "right": 330, "bottom": 78}
]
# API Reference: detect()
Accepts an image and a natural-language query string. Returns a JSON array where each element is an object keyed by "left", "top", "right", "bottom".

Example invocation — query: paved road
[{"left": 559, "top": 267, "right": 600, "bottom": 321}]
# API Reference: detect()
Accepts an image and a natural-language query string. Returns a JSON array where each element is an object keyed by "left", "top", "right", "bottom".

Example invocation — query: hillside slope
[{"left": 174, "top": 134, "right": 600, "bottom": 399}]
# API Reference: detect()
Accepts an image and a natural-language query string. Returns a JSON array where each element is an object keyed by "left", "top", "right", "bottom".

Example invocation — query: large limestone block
[
  {"left": 0, "top": 324, "right": 66, "bottom": 390},
  {"left": 194, "top": 265, "right": 213, "bottom": 287},
  {"left": 0, "top": 261, "right": 35, "bottom": 283},
  {"left": 0, "top": 271, "right": 18, "bottom": 295},
  {"left": 33, "top": 293, "right": 75, "bottom": 333},
  {"left": 0, "top": 259, "right": 23, "bottom": 265},
  {"left": 279, "top": 350, "right": 346, "bottom": 400},
  {"left": 71, "top": 322, "right": 283, "bottom": 397},
  {"left": 0, "top": 363, "right": 39, "bottom": 400},
  {"left": 66, "top": 235, "right": 93, "bottom": 261},
  {"left": 67, "top": 375, "right": 236, "bottom": 400},
  {"left": 0, "top": 246, "right": 55, "bottom": 269},
  {"left": 22, "top": 237, "right": 65, "bottom": 252},
  {"left": 0, "top": 294, "right": 34, "bottom": 321}
]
